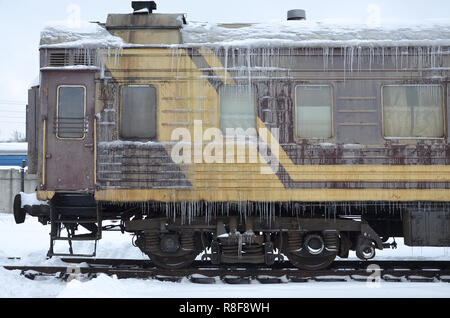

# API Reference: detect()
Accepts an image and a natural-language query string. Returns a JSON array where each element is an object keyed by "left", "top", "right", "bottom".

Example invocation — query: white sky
[{"left": 0, "top": 0, "right": 449, "bottom": 141}]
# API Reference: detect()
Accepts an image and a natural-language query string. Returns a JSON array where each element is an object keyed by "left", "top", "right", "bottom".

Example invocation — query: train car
[
  {"left": 14, "top": 1, "right": 450, "bottom": 269},
  {"left": 0, "top": 143, "right": 27, "bottom": 167}
]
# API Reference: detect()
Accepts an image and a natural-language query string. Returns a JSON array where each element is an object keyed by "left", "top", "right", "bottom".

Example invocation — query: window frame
[
  {"left": 56, "top": 85, "right": 87, "bottom": 140},
  {"left": 294, "top": 84, "right": 334, "bottom": 141},
  {"left": 381, "top": 84, "right": 446, "bottom": 140},
  {"left": 218, "top": 84, "right": 258, "bottom": 136},
  {"left": 119, "top": 84, "right": 158, "bottom": 141}
]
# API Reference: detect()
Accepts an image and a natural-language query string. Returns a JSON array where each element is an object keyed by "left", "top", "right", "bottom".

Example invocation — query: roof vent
[
  {"left": 49, "top": 53, "right": 68, "bottom": 67},
  {"left": 132, "top": 1, "right": 157, "bottom": 14},
  {"left": 287, "top": 9, "right": 306, "bottom": 21}
]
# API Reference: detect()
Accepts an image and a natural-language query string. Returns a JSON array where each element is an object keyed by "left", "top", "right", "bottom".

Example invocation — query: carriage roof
[{"left": 39, "top": 13, "right": 450, "bottom": 49}]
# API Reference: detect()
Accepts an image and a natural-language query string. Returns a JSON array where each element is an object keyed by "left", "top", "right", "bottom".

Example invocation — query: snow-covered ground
[{"left": 0, "top": 213, "right": 449, "bottom": 298}]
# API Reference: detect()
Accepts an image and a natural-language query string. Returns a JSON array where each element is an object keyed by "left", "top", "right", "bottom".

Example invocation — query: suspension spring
[
  {"left": 144, "top": 232, "right": 160, "bottom": 252},
  {"left": 243, "top": 244, "right": 264, "bottom": 256},
  {"left": 180, "top": 232, "right": 195, "bottom": 251},
  {"left": 287, "top": 232, "right": 303, "bottom": 252},
  {"left": 221, "top": 245, "right": 236, "bottom": 254},
  {"left": 323, "top": 230, "right": 339, "bottom": 252}
]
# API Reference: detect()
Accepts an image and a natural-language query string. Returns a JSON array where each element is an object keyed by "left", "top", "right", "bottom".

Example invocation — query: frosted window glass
[
  {"left": 57, "top": 86, "right": 85, "bottom": 139},
  {"left": 296, "top": 86, "right": 332, "bottom": 138},
  {"left": 383, "top": 85, "right": 443, "bottom": 138},
  {"left": 220, "top": 86, "right": 255, "bottom": 132},
  {"left": 121, "top": 86, "right": 157, "bottom": 139}
]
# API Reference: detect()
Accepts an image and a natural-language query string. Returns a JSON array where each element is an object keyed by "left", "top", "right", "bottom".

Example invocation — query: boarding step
[
  {"left": 47, "top": 237, "right": 98, "bottom": 258},
  {"left": 50, "top": 252, "right": 97, "bottom": 258},
  {"left": 52, "top": 219, "right": 98, "bottom": 224},
  {"left": 50, "top": 234, "right": 99, "bottom": 241},
  {"left": 47, "top": 201, "right": 102, "bottom": 258}
]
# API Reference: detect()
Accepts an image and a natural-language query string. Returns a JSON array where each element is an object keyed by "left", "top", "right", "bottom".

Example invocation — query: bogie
[{"left": 126, "top": 215, "right": 382, "bottom": 270}]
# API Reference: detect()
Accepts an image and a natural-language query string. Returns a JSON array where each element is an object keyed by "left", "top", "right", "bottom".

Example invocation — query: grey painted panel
[
  {"left": 121, "top": 86, "right": 157, "bottom": 139},
  {"left": 27, "top": 87, "right": 39, "bottom": 174},
  {"left": 42, "top": 70, "right": 96, "bottom": 191},
  {"left": 336, "top": 125, "right": 381, "bottom": 144},
  {"left": 403, "top": 209, "right": 450, "bottom": 246}
]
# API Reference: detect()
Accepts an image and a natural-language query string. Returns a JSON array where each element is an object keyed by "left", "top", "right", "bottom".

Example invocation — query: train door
[{"left": 43, "top": 71, "right": 95, "bottom": 192}]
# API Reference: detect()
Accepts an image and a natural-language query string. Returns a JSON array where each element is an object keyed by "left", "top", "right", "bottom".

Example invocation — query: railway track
[{"left": 2, "top": 259, "right": 450, "bottom": 283}]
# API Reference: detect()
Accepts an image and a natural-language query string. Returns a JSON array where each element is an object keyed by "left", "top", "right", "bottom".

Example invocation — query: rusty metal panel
[
  {"left": 27, "top": 87, "right": 39, "bottom": 174},
  {"left": 42, "top": 70, "right": 96, "bottom": 191},
  {"left": 106, "top": 13, "right": 184, "bottom": 28},
  {"left": 105, "top": 13, "right": 183, "bottom": 44},
  {"left": 403, "top": 209, "right": 450, "bottom": 246},
  {"left": 447, "top": 85, "right": 450, "bottom": 144}
]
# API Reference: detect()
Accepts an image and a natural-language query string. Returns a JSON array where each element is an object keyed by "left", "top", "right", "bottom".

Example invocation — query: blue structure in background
[
  {"left": 0, "top": 155, "right": 27, "bottom": 167},
  {"left": 0, "top": 143, "right": 28, "bottom": 167}
]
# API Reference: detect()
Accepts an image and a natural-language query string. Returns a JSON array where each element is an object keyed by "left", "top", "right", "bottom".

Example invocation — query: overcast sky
[{"left": 0, "top": 0, "right": 449, "bottom": 141}]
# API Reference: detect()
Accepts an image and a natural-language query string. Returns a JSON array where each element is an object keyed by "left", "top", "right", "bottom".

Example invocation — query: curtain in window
[
  {"left": 296, "top": 86, "right": 332, "bottom": 138},
  {"left": 383, "top": 85, "right": 443, "bottom": 138}
]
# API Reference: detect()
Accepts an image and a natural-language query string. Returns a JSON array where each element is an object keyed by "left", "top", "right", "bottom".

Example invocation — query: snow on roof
[
  {"left": 40, "top": 65, "right": 100, "bottom": 71},
  {"left": 180, "top": 20, "right": 450, "bottom": 48},
  {"left": 40, "top": 21, "right": 124, "bottom": 48},
  {"left": 39, "top": 18, "right": 450, "bottom": 49},
  {"left": 0, "top": 143, "right": 27, "bottom": 155}
]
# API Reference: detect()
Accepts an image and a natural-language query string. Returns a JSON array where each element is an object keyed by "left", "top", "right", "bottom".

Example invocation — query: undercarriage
[
  {"left": 14, "top": 193, "right": 450, "bottom": 270},
  {"left": 127, "top": 215, "right": 385, "bottom": 270}
]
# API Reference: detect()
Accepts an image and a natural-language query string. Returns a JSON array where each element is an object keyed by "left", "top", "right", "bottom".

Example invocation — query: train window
[
  {"left": 121, "top": 86, "right": 157, "bottom": 139},
  {"left": 57, "top": 86, "right": 86, "bottom": 139},
  {"left": 383, "top": 85, "right": 444, "bottom": 138},
  {"left": 220, "top": 86, "right": 256, "bottom": 134},
  {"left": 295, "top": 85, "right": 333, "bottom": 139}
]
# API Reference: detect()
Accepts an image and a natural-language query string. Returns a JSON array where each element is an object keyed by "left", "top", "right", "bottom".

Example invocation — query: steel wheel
[
  {"left": 284, "top": 232, "right": 337, "bottom": 270},
  {"left": 286, "top": 251, "right": 336, "bottom": 271},
  {"left": 135, "top": 231, "right": 200, "bottom": 269},
  {"left": 147, "top": 252, "right": 198, "bottom": 270}
]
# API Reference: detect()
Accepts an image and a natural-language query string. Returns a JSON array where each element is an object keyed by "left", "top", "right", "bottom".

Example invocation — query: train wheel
[
  {"left": 13, "top": 194, "right": 26, "bottom": 224},
  {"left": 147, "top": 252, "right": 198, "bottom": 270},
  {"left": 135, "top": 232, "right": 200, "bottom": 269},
  {"left": 284, "top": 232, "right": 337, "bottom": 271},
  {"left": 286, "top": 252, "right": 336, "bottom": 271}
]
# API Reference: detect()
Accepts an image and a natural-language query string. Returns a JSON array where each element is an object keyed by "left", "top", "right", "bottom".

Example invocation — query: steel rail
[{"left": 3, "top": 260, "right": 450, "bottom": 283}]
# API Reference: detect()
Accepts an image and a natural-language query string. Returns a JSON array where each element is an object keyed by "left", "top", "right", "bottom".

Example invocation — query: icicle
[{"left": 323, "top": 47, "right": 329, "bottom": 71}]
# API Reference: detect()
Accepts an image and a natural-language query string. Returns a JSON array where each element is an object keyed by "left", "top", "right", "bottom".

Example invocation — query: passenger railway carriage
[{"left": 14, "top": 2, "right": 450, "bottom": 269}]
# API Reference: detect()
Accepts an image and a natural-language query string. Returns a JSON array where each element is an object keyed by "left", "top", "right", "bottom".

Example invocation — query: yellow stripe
[
  {"left": 198, "top": 48, "right": 236, "bottom": 85},
  {"left": 95, "top": 188, "right": 450, "bottom": 202},
  {"left": 257, "top": 117, "right": 450, "bottom": 182}
]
